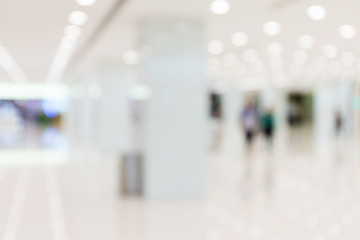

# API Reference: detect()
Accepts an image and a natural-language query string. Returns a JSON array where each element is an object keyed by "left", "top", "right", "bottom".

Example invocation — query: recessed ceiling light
[
  {"left": 322, "top": 44, "right": 338, "bottom": 59},
  {"left": 263, "top": 21, "right": 281, "bottom": 36},
  {"left": 64, "top": 25, "right": 82, "bottom": 38},
  {"left": 0, "top": 45, "right": 27, "bottom": 82},
  {"left": 76, "top": 0, "right": 96, "bottom": 6},
  {"left": 307, "top": 6, "right": 327, "bottom": 20},
  {"left": 298, "top": 35, "right": 314, "bottom": 49},
  {"left": 60, "top": 37, "right": 77, "bottom": 50},
  {"left": 231, "top": 32, "right": 248, "bottom": 47},
  {"left": 208, "top": 41, "right": 224, "bottom": 55},
  {"left": 339, "top": 25, "right": 356, "bottom": 39},
  {"left": 69, "top": 11, "right": 88, "bottom": 26},
  {"left": 210, "top": 0, "right": 231, "bottom": 15}
]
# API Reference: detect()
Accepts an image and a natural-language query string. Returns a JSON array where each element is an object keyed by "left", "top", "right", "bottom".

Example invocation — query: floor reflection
[
  {"left": 0, "top": 123, "right": 359, "bottom": 239},
  {"left": 207, "top": 124, "right": 360, "bottom": 240}
]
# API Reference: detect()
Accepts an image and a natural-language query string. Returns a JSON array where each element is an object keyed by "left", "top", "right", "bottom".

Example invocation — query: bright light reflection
[
  {"left": 263, "top": 21, "right": 281, "bottom": 36},
  {"left": 68, "top": 11, "right": 88, "bottom": 26},
  {"left": 307, "top": 6, "right": 327, "bottom": 20},
  {"left": 339, "top": 25, "right": 356, "bottom": 39},
  {"left": 76, "top": 0, "right": 96, "bottom": 6},
  {"left": 64, "top": 25, "right": 82, "bottom": 38},
  {"left": 0, "top": 43, "right": 28, "bottom": 82},
  {"left": 210, "top": 0, "right": 230, "bottom": 15}
]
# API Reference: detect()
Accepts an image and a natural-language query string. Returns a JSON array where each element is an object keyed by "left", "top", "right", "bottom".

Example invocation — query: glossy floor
[{"left": 0, "top": 126, "right": 359, "bottom": 240}]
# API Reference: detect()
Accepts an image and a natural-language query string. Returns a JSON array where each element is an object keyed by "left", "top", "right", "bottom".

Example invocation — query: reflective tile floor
[{"left": 0, "top": 126, "right": 359, "bottom": 240}]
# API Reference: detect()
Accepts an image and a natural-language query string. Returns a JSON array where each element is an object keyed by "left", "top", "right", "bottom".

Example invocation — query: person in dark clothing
[
  {"left": 335, "top": 111, "right": 343, "bottom": 136},
  {"left": 260, "top": 108, "right": 275, "bottom": 143}
]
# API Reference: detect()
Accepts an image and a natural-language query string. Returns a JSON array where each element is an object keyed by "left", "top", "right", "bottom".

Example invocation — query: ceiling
[{"left": 1, "top": 0, "right": 360, "bottom": 84}]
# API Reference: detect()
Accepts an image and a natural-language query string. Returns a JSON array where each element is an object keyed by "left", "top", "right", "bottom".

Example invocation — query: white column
[
  {"left": 313, "top": 85, "right": 336, "bottom": 153},
  {"left": 141, "top": 19, "right": 206, "bottom": 198},
  {"left": 97, "top": 62, "right": 133, "bottom": 155}
]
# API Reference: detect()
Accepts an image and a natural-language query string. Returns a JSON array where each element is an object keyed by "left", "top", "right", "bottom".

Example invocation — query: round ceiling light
[
  {"left": 210, "top": 0, "right": 231, "bottom": 15},
  {"left": 263, "top": 21, "right": 281, "bottom": 36},
  {"left": 231, "top": 32, "right": 248, "bottom": 47},
  {"left": 322, "top": 44, "right": 338, "bottom": 59},
  {"left": 208, "top": 41, "right": 224, "bottom": 55},
  {"left": 339, "top": 25, "right": 356, "bottom": 39},
  {"left": 307, "top": 6, "right": 327, "bottom": 20},
  {"left": 298, "top": 35, "right": 314, "bottom": 49},
  {"left": 76, "top": 0, "right": 96, "bottom": 6},
  {"left": 69, "top": 11, "right": 88, "bottom": 26}
]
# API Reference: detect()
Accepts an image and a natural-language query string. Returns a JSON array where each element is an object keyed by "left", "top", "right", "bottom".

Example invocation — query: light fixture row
[
  {"left": 46, "top": 0, "right": 96, "bottom": 82},
  {"left": 210, "top": 3, "right": 356, "bottom": 40},
  {"left": 0, "top": 43, "right": 28, "bottom": 82},
  {"left": 47, "top": 10, "right": 90, "bottom": 82},
  {"left": 209, "top": 45, "right": 356, "bottom": 67},
  {"left": 209, "top": 0, "right": 328, "bottom": 22},
  {"left": 209, "top": 25, "right": 356, "bottom": 63},
  {"left": 228, "top": 22, "right": 354, "bottom": 48},
  {"left": 208, "top": 50, "right": 360, "bottom": 77}
]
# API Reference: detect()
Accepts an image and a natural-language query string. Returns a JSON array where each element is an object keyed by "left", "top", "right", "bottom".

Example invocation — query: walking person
[
  {"left": 260, "top": 107, "right": 275, "bottom": 145},
  {"left": 241, "top": 101, "right": 259, "bottom": 146}
]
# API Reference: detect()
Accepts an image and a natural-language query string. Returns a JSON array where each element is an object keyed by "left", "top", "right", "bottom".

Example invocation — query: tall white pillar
[
  {"left": 313, "top": 85, "right": 335, "bottom": 153},
  {"left": 141, "top": 19, "right": 206, "bottom": 198},
  {"left": 97, "top": 62, "right": 133, "bottom": 155}
]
